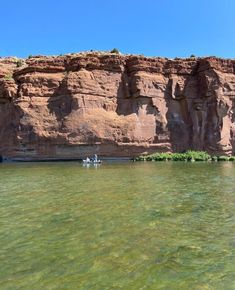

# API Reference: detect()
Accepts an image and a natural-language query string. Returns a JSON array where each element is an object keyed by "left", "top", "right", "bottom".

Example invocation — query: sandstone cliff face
[{"left": 0, "top": 53, "right": 234, "bottom": 160}]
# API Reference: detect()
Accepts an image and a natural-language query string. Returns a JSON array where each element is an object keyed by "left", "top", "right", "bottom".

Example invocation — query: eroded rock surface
[{"left": 0, "top": 53, "right": 234, "bottom": 160}]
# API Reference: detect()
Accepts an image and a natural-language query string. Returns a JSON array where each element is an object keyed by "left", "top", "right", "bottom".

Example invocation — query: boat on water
[{"left": 83, "top": 155, "right": 102, "bottom": 164}]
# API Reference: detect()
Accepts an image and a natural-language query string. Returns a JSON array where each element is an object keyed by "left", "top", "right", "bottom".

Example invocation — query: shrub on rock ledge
[
  {"left": 110, "top": 48, "right": 120, "bottom": 54},
  {"left": 16, "top": 59, "right": 24, "bottom": 67}
]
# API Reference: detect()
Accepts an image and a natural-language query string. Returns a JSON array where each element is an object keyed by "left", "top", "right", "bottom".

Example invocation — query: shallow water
[{"left": 0, "top": 161, "right": 234, "bottom": 289}]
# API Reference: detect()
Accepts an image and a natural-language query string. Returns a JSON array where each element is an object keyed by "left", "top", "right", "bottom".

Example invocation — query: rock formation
[{"left": 0, "top": 52, "right": 234, "bottom": 160}]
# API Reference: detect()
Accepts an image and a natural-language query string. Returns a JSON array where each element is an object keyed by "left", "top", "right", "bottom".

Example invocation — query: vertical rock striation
[{"left": 0, "top": 53, "right": 234, "bottom": 160}]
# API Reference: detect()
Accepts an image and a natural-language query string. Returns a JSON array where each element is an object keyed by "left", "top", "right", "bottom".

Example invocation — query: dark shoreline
[{"left": 0, "top": 156, "right": 133, "bottom": 163}]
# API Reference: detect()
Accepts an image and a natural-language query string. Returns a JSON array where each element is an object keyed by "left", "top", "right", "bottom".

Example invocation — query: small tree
[
  {"left": 110, "top": 48, "right": 120, "bottom": 54},
  {"left": 16, "top": 59, "right": 24, "bottom": 67}
]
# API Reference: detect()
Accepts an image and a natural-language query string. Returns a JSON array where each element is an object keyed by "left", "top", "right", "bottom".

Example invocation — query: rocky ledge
[{"left": 0, "top": 52, "right": 234, "bottom": 160}]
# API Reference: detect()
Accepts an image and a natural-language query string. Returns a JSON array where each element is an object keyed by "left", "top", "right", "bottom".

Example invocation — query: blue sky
[{"left": 1, "top": 0, "right": 234, "bottom": 58}]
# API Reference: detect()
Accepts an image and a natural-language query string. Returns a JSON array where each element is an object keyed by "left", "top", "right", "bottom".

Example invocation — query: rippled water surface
[{"left": 0, "top": 161, "right": 234, "bottom": 289}]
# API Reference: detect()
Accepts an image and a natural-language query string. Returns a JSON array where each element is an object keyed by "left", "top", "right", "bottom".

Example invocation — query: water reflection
[{"left": 82, "top": 163, "right": 101, "bottom": 169}]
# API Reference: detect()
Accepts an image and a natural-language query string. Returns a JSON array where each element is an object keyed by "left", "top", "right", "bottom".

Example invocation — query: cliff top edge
[{"left": 0, "top": 50, "right": 234, "bottom": 62}]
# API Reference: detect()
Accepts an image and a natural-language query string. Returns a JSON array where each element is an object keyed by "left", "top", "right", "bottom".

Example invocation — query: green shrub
[
  {"left": 211, "top": 156, "right": 218, "bottom": 162},
  {"left": 229, "top": 156, "right": 235, "bottom": 161},
  {"left": 146, "top": 155, "right": 153, "bottom": 161},
  {"left": 28, "top": 55, "right": 33, "bottom": 59},
  {"left": 172, "top": 153, "right": 187, "bottom": 161},
  {"left": 134, "top": 156, "right": 146, "bottom": 161},
  {"left": 218, "top": 156, "right": 229, "bottom": 161},
  {"left": 135, "top": 151, "right": 233, "bottom": 162},
  {"left": 185, "top": 150, "right": 211, "bottom": 161},
  {"left": 153, "top": 154, "right": 164, "bottom": 161},
  {"left": 135, "top": 151, "right": 210, "bottom": 162},
  {"left": 16, "top": 59, "right": 24, "bottom": 67},
  {"left": 110, "top": 48, "right": 120, "bottom": 54},
  {"left": 190, "top": 54, "right": 196, "bottom": 58},
  {"left": 141, "top": 152, "right": 173, "bottom": 161},
  {"left": 160, "top": 153, "right": 173, "bottom": 161}
]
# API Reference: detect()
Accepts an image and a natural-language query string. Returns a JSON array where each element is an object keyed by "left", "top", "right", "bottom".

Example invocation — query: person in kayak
[{"left": 94, "top": 154, "right": 98, "bottom": 162}]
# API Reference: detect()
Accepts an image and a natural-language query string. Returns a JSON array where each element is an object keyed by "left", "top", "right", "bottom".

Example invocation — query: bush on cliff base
[{"left": 134, "top": 151, "right": 234, "bottom": 162}]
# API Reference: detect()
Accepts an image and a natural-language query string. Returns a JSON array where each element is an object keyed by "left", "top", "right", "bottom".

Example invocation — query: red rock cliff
[{"left": 0, "top": 52, "right": 234, "bottom": 160}]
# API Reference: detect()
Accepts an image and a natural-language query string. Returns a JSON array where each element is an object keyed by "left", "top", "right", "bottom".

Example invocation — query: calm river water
[{"left": 0, "top": 161, "right": 234, "bottom": 289}]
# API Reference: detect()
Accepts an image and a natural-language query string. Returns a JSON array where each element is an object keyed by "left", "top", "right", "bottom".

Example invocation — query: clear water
[{"left": 0, "top": 161, "right": 234, "bottom": 290}]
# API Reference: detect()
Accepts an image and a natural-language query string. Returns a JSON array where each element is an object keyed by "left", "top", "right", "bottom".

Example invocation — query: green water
[{"left": 0, "top": 162, "right": 234, "bottom": 290}]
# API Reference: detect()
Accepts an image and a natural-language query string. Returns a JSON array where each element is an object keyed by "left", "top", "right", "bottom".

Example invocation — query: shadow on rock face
[
  {"left": 47, "top": 76, "right": 73, "bottom": 122},
  {"left": 116, "top": 71, "right": 133, "bottom": 116},
  {"left": 115, "top": 71, "right": 160, "bottom": 117},
  {"left": 164, "top": 78, "right": 193, "bottom": 152}
]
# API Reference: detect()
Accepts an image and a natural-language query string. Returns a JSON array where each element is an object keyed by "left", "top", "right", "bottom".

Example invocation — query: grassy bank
[{"left": 134, "top": 151, "right": 235, "bottom": 162}]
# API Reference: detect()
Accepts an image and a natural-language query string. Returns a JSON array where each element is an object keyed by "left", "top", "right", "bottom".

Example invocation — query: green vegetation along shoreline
[{"left": 134, "top": 151, "right": 235, "bottom": 162}]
